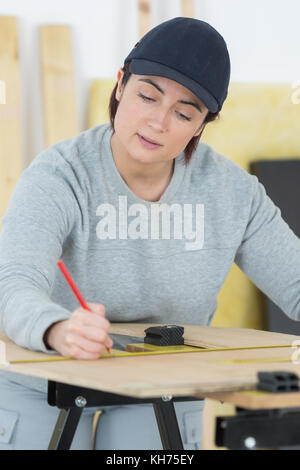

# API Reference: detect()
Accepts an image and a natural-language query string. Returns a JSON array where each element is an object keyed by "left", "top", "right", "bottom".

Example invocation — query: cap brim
[{"left": 129, "top": 59, "right": 219, "bottom": 113}]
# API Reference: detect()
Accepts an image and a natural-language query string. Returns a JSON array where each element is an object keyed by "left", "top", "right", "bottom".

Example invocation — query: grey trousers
[{"left": 0, "top": 372, "right": 204, "bottom": 450}]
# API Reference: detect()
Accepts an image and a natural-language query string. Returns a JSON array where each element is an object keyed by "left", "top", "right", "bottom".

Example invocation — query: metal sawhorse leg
[{"left": 47, "top": 381, "right": 201, "bottom": 450}]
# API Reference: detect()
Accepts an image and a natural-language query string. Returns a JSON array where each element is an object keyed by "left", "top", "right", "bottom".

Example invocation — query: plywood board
[
  {"left": 181, "top": 0, "right": 195, "bottom": 17},
  {"left": 138, "top": 0, "right": 150, "bottom": 38},
  {"left": 201, "top": 390, "right": 300, "bottom": 410},
  {"left": 39, "top": 25, "right": 79, "bottom": 147},
  {"left": 1, "top": 326, "right": 300, "bottom": 403},
  {"left": 0, "top": 16, "right": 22, "bottom": 231},
  {"left": 87, "top": 0, "right": 150, "bottom": 130},
  {"left": 87, "top": 78, "right": 115, "bottom": 128},
  {"left": 110, "top": 323, "right": 300, "bottom": 348}
]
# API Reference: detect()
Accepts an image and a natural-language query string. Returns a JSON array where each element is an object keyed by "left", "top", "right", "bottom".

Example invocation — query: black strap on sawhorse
[{"left": 47, "top": 381, "right": 201, "bottom": 450}]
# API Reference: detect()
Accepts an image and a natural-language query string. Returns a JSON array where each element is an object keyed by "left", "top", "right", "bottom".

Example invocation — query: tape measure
[
  {"left": 214, "top": 356, "right": 293, "bottom": 365},
  {"left": 5, "top": 325, "right": 294, "bottom": 365}
]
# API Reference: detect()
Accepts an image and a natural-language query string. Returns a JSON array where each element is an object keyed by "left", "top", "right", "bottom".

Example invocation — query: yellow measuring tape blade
[
  {"left": 7, "top": 343, "right": 293, "bottom": 365},
  {"left": 214, "top": 356, "right": 293, "bottom": 365}
]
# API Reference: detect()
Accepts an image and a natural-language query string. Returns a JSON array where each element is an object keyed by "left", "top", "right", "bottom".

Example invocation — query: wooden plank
[
  {"left": 2, "top": 344, "right": 300, "bottom": 399},
  {"left": 109, "top": 323, "right": 300, "bottom": 348},
  {"left": 39, "top": 25, "right": 79, "bottom": 147},
  {"left": 3, "top": 321, "right": 286, "bottom": 357},
  {"left": 0, "top": 16, "right": 22, "bottom": 231},
  {"left": 138, "top": 0, "right": 151, "bottom": 38},
  {"left": 181, "top": 0, "right": 195, "bottom": 18},
  {"left": 1, "top": 326, "right": 300, "bottom": 400},
  {"left": 0, "top": 346, "right": 258, "bottom": 397},
  {"left": 87, "top": 0, "right": 150, "bottom": 131},
  {"left": 200, "top": 390, "right": 300, "bottom": 410},
  {"left": 0, "top": 79, "right": 6, "bottom": 104},
  {"left": 87, "top": 78, "right": 115, "bottom": 128},
  {"left": 202, "top": 399, "right": 234, "bottom": 450}
]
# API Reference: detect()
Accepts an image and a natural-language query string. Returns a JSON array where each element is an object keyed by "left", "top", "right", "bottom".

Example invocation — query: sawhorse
[{"left": 47, "top": 381, "right": 201, "bottom": 450}]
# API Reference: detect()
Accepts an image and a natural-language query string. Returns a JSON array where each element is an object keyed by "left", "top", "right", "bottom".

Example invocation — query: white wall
[{"left": 0, "top": 0, "right": 299, "bottom": 166}]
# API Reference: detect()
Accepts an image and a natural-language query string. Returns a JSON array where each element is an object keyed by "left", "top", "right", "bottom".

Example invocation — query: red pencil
[{"left": 57, "top": 260, "right": 112, "bottom": 354}]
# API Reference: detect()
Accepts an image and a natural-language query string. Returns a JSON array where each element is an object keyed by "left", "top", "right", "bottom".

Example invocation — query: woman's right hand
[{"left": 44, "top": 302, "right": 113, "bottom": 359}]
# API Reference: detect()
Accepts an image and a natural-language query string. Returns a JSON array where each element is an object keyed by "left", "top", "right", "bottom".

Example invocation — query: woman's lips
[{"left": 137, "top": 134, "right": 162, "bottom": 149}]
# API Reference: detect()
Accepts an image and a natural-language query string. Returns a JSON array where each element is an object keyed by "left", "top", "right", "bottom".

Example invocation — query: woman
[{"left": 1, "top": 17, "right": 300, "bottom": 450}]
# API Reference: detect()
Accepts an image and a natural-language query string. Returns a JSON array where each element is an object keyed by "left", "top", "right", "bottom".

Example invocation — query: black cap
[{"left": 124, "top": 17, "right": 231, "bottom": 113}]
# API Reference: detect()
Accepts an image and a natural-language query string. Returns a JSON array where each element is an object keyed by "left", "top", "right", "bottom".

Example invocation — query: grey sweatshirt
[{"left": 1, "top": 122, "right": 300, "bottom": 392}]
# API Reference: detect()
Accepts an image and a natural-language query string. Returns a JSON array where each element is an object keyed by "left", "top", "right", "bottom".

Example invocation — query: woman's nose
[{"left": 147, "top": 108, "right": 169, "bottom": 131}]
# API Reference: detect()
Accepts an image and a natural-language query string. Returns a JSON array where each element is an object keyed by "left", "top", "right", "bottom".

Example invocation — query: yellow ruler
[
  {"left": 214, "top": 356, "right": 293, "bottom": 365},
  {"left": 7, "top": 342, "right": 293, "bottom": 365}
]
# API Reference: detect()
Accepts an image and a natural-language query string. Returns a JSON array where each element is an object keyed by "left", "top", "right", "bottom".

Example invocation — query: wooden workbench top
[{"left": 1, "top": 324, "right": 300, "bottom": 407}]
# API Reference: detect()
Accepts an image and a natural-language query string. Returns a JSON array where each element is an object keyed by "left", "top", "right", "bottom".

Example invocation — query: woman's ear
[
  {"left": 194, "top": 121, "right": 206, "bottom": 138},
  {"left": 115, "top": 69, "right": 125, "bottom": 102},
  {"left": 194, "top": 111, "right": 209, "bottom": 137}
]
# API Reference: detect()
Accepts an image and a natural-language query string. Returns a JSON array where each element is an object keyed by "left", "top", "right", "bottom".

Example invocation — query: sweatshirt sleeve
[
  {"left": 0, "top": 158, "right": 76, "bottom": 352},
  {"left": 234, "top": 175, "right": 300, "bottom": 321}
]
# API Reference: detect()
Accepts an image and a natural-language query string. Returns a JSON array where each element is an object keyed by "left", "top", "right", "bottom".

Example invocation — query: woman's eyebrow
[{"left": 137, "top": 78, "right": 203, "bottom": 113}]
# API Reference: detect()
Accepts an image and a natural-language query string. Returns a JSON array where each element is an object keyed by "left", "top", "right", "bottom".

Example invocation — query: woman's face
[{"left": 113, "top": 69, "right": 209, "bottom": 165}]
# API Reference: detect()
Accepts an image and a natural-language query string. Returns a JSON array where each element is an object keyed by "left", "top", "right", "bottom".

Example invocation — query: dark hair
[{"left": 108, "top": 61, "right": 220, "bottom": 165}]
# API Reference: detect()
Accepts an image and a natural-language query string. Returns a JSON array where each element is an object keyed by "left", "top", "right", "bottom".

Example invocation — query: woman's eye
[
  {"left": 138, "top": 93, "right": 191, "bottom": 121},
  {"left": 177, "top": 112, "right": 191, "bottom": 121},
  {"left": 138, "top": 93, "right": 154, "bottom": 102}
]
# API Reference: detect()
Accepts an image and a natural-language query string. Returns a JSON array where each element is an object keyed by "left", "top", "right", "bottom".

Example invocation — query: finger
[
  {"left": 68, "top": 345, "right": 102, "bottom": 360},
  {"left": 65, "top": 342, "right": 112, "bottom": 360},
  {"left": 65, "top": 332, "right": 109, "bottom": 355},
  {"left": 72, "top": 311, "right": 111, "bottom": 330},
  {"left": 68, "top": 324, "right": 111, "bottom": 344},
  {"left": 105, "top": 335, "right": 114, "bottom": 350},
  {"left": 86, "top": 302, "right": 106, "bottom": 315}
]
